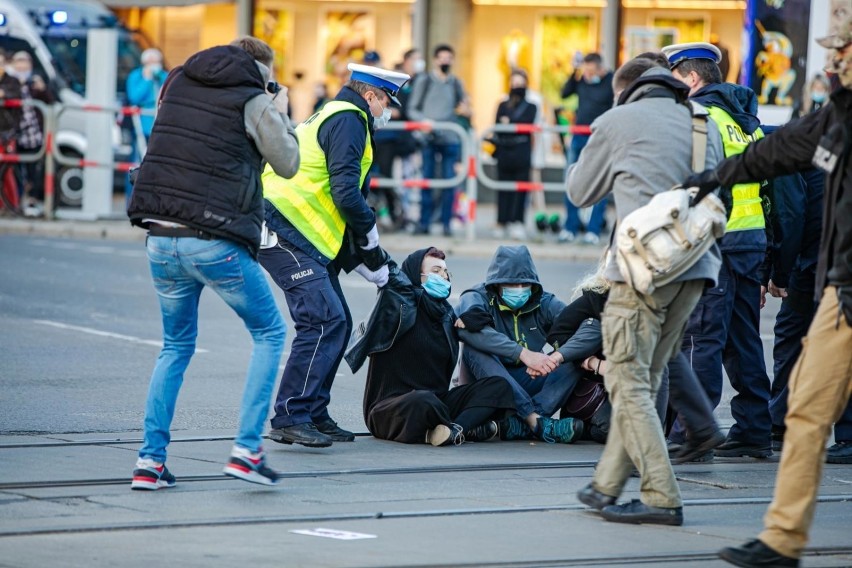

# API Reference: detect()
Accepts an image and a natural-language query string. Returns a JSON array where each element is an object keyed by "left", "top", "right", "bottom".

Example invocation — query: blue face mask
[
  {"left": 422, "top": 273, "right": 451, "bottom": 299},
  {"left": 501, "top": 286, "right": 531, "bottom": 309},
  {"left": 811, "top": 91, "right": 826, "bottom": 103}
]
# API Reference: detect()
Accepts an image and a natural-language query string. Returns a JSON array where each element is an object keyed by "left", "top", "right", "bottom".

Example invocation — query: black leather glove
[
  {"left": 684, "top": 169, "right": 721, "bottom": 206},
  {"left": 360, "top": 245, "right": 390, "bottom": 271},
  {"left": 458, "top": 307, "right": 495, "bottom": 332}
]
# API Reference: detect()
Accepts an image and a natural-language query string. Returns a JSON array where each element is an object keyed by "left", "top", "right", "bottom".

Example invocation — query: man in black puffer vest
[{"left": 127, "top": 37, "right": 299, "bottom": 490}]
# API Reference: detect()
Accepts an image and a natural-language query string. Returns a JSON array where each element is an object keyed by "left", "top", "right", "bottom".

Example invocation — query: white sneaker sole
[
  {"left": 130, "top": 478, "right": 175, "bottom": 490},
  {"left": 223, "top": 465, "right": 279, "bottom": 486}
]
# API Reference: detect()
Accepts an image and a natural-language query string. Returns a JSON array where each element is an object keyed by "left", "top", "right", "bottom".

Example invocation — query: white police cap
[
  {"left": 661, "top": 42, "right": 722, "bottom": 70},
  {"left": 347, "top": 63, "right": 410, "bottom": 106}
]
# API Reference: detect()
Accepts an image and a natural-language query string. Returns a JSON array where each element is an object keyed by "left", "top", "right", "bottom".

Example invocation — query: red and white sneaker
[
  {"left": 131, "top": 458, "right": 176, "bottom": 491},
  {"left": 223, "top": 446, "right": 279, "bottom": 486}
]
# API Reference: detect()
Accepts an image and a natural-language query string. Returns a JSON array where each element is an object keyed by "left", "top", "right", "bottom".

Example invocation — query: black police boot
[
  {"left": 714, "top": 438, "right": 772, "bottom": 458},
  {"left": 315, "top": 419, "right": 355, "bottom": 442},
  {"left": 268, "top": 423, "right": 333, "bottom": 447}
]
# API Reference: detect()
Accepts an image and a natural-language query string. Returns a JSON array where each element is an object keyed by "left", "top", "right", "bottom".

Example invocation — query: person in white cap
[
  {"left": 684, "top": 17, "right": 852, "bottom": 567},
  {"left": 662, "top": 41, "right": 775, "bottom": 462},
  {"left": 259, "top": 63, "right": 410, "bottom": 448}
]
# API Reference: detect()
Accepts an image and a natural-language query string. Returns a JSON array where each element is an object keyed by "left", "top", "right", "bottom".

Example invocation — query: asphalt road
[
  {"left": 1, "top": 234, "right": 606, "bottom": 436},
  {"left": 5, "top": 234, "right": 851, "bottom": 568}
]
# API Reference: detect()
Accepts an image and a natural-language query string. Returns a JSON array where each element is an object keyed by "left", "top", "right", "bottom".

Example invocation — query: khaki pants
[
  {"left": 593, "top": 279, "right": 704, "bottom": 509},
  {"left": 760, "top": 286, "right": 852, "bottom": 558}
]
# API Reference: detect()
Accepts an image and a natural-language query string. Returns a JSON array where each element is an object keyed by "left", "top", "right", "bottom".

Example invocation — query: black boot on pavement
[
  {"left": 600, "top": 499, "right": 683, "bottom": 526},
  {"left": 673, "top": 430, "right": 726, "bottom": 464},
  {"left": 268, "top": 423, "right": 333, "bottom": 447},
  {"left": 718, "top": 539, "right": 799, "bottom": 567},
  {"left": 315, "top": 419, "right": 355, "bottom": 442},
  {"left": 826, "top": 440, "right": 852, "bottom": 464},
  {"left": 714, "top": 438, "right": 772, "bottom": 459},
  {"left": 576, "top": 483, "right": 617, "bottom": 511}
]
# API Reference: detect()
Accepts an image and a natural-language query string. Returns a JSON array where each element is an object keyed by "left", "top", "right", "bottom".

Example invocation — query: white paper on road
[{"left": 290, "top": 528, "right": 377, "bottom": 540}]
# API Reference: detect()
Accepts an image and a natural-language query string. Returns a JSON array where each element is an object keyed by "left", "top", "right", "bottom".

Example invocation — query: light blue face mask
[
  {"left": 422, "top": 273, "right": 451, "bottom": 299},
  {"left": 501, "top": 286, "right": 531, "bottom": 309}
]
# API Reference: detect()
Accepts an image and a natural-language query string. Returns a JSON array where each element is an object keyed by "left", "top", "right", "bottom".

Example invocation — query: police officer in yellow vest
[
  {"left": 662, "top": 43, "right": 774, "bottom": 459},
  {"left": 259, "top": 63, "right": 410, "bottom": 447}
]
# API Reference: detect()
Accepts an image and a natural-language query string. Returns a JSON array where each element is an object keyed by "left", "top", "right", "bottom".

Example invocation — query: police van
[{"left": 0, "top": 0, "right": 147, "bottom": 206}]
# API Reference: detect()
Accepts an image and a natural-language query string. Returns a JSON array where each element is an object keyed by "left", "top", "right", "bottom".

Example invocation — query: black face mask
[
  {"left": 509, "top": 87, "right": 527, "bottom": 99},
  {"left": 439, "top": 63, "right": 452, "bottom": 75}
]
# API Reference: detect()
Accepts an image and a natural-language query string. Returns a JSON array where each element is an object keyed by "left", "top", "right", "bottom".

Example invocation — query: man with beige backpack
[{"left": 566, "top": 56, "right": 724, "bottom": 526}]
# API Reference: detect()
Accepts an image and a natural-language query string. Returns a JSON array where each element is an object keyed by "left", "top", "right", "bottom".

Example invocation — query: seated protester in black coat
[{"left": 346, "top": 247, "right": 516, "bottom": 446}]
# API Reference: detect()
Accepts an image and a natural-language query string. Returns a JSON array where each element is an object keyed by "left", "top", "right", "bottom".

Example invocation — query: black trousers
[{"left": 496, "top": 165, "right": 529, "bottom": 225}]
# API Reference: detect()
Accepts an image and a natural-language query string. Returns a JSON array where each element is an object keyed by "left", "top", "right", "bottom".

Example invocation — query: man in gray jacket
[
  {"left": 567, "top": 59, "right": 723, "bottom": 525},
  {"left": 456, "top": 245, "right": 584, "bottom": 444}
]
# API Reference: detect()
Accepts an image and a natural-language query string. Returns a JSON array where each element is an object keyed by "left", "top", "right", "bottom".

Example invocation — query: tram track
[{"left": 1, "top": 495, "right": 850, "bottom": 538}]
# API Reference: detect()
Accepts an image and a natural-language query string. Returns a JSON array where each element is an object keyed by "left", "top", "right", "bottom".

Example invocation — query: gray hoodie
[
  {"left": 456, "top": 245, "right": 567, "bottom": 363},
  {"left": 566, "top": 67, "right": 723, "bottom": 286},
  {"left": 243, "top": 61, "right": 300, "bottom": 178}
]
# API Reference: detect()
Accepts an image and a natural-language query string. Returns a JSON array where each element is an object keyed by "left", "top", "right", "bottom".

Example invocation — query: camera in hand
[{"left": 267, "top": 81, "right": 282, "bottom": 94}]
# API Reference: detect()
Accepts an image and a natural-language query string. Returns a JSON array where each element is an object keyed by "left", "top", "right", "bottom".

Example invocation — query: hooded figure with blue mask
[
  {"left": 346, "top": 247, "right": 516, "bottom": 446},
  {"left": 456, "top": 245, "right": 584, "bottom": 444}
]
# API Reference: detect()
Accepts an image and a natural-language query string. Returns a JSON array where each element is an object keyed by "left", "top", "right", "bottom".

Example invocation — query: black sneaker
[
  {"left": 827, "top": 440, "right": 852, "bottom": 464},
  {"left": 315, "top": 419, "right": 355, "bottom": 442},
  {"left": 718, "top": 539, "right": 799, "bottom": 567},
  {"left": 268, "top": 423, "right": 333, "bottom": 447},
  {"left": 223, "top": 446, "right": 279, "bottom": 486},
  {"left": 714, "top": 438, "right": 772, "bottom": 459},
  {"left": 464, "top": 420, "right": 499, "bottom": 442},
  {"left": 600, "top": 499, "right": 683, "bottom": 526},
  {"left": 131, "top": 459, "right": 176, "bottom": 491}
]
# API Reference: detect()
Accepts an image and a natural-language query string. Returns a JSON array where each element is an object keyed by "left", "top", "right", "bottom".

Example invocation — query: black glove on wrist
[
  {"left": 458, "top": 307, "right": 495, "bottom": 332},
  {"left": 684, "top": 169, "right": 721, "bottom": 206},
  {"left": 360, "top": 246, "right": 390, "bottom": 271}
]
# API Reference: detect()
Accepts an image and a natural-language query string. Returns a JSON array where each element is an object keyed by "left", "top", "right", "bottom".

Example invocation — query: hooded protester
[
  {"left": 456, "top": 245, "right": 584, "bottom": 444},
  {"left": 346, "top": 247, "right": 515, "bottom": 446}
]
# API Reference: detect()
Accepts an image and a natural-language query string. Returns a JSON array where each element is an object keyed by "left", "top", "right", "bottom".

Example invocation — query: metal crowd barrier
[
  {"left": 3, "top": 100, "right": 597, "bottom": 240},
  {"left": 369, "top": 119, "right": 476, "bottom": 240},
  {"left": 475, "top": 123, "right": 592, "bottom": 194}
]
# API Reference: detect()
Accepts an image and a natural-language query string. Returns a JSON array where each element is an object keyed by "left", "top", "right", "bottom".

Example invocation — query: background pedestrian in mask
[
  {"left": 794, "top": 74, "right": 832, "bottom": 117},
  {"left": 492, "top": 68, "right": 537, "bottom": 241}
]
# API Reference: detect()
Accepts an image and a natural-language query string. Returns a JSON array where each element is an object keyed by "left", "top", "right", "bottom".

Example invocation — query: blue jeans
[
  {"left": 258, "top": 242, "right": 351, "bottom": 429},
  {"left": 462, "top": 346, "right": 579, "bottom": 418},
  {"left": 139, "top": 237, "right": 286, "bottom": 463},
  {"left": 419, "top": 141, "right": 460, "bottom": 231},
  {"left": 563, "top": 134, "right": 607, "bottom": 236}
]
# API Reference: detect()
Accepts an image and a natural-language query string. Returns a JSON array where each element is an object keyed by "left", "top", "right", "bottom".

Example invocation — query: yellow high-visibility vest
[
  {"left": 707, "top": 106, "right": 765, "bottom": 232},
  {"left": 263, "top": 100, "right": 373, "bottom": 260}
]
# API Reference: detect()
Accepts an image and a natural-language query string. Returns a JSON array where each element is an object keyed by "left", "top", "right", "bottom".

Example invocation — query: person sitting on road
[
  {"left": 346, "top": 247, "right": 516, "bottom": 446},
  {"left": 456, "top": 245, "right": 583, "bottom": 444}
]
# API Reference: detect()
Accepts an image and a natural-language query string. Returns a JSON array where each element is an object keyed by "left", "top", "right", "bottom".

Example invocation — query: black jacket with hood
[
  {"left": 456, "top": 245, "right": 566, "bottom": 364},
  {"left": 129, "top": 45, "right": 268, "bottom": 254},
  {"left": 345, "top": 248, "right": 458, "bottom": 375}
]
